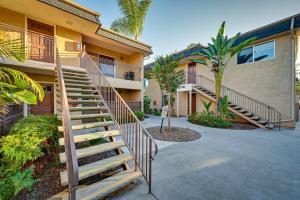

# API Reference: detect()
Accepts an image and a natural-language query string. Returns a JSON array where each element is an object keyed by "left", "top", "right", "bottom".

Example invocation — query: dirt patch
[
  {"left": 228, "top": 122, "right": 258, "bottom": 130},
  {"left": 147, "top": 126, "right": 201, "bottom": 142}
]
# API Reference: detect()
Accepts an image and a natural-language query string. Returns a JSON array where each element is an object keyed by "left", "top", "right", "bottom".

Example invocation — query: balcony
[
  {"left": 89, "top": 55, "right": 142, "bottom": 90},
  {"left": 0, "top": 23, "right": 55, "bottom": 65}
]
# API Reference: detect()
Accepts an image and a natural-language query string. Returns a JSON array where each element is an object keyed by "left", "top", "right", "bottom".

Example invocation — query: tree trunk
[
  {"left": 215, "top": 71, "right": 223, "bottom": 113},
  {"left": 168, "top": 83, "right": 171, "bottom": 133}
]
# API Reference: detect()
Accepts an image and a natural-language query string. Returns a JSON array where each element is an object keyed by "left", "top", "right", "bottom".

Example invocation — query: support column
[
  {"left": 189, "top": 90, "right": 192, "bottom": 116},
  {"left": 23, "top": 103, "right": 28, "bottom": 117},
  {"left": 176, "top": 90, "right": 179, "bottom": 117}
]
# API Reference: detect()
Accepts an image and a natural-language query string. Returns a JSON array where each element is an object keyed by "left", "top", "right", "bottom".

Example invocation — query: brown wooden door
[
  {"left": 30, "top": 84, "right": 54, "bottom": 115},
  {"left": 192, "top": 93, "right": 196, "bottom": 113},
  {"left": 27, "top": 19, "right": 54, "bottom": 63},
  {"left": 188, "top": 62, "right": 196, "bottom": 84}
]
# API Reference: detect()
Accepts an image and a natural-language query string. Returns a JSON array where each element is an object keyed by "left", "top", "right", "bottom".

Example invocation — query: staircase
[
  {"left": 52, "top": 49, "right": 158, "bottom": 200},
  {"left": 193, "top": 75, "right": 281, "bottom": 129}
]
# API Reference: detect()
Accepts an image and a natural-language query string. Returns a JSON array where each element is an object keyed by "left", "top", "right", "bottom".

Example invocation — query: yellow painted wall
[
  {"left": 0, "top": 7, "right": 25, "bottom": 28},
  {"left": 56, "top": 26, "right": 82, "bottom": 67},
  {"left": 144, "top": 79, "right": 162, "bottom": 110}
]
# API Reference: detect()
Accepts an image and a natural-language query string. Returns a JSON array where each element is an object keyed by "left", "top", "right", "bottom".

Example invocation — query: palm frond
[{"left": 110, "top": 17, "right": 133, "bottom": 36}]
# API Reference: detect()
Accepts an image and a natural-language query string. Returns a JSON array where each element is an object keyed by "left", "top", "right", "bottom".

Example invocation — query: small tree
[
  {"left": 147, "top": 55, "right": 185, "bottom": 132},
  {"left": 193, "top": 21, "right": 256, "bottom": 112},
  {"left": 144, "top": 95, "right": 151, "bottom": 114}
]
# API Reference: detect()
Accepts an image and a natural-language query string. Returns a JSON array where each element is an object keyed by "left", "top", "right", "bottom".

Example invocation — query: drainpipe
[{"left": 291, "top": 17, "right": 296, "bottom": 124}]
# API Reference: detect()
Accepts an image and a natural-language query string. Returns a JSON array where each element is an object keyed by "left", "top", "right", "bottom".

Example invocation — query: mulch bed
[
  {"left": 13, "top": 141, "right": 122, "bottom": 200},
  {"left": 228, "top": 122, "right": 258, "bottom": 130},
  {"left": 147, "top": 126, "right": 201, "bottom": 142}
]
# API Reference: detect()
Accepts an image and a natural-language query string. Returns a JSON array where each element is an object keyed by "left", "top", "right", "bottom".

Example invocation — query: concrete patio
[{"left": 112, "top": 116, "right": 300, "bottom": 200}]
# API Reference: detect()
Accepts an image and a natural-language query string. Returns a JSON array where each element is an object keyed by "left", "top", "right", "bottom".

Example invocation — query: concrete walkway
[{"left": 112, "top": 116, "right": 300, "bottom": 200}]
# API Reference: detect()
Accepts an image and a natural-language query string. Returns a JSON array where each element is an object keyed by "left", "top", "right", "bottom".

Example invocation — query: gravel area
[{"left": 147, "top": 126, "right": 201, "bottom": 142}]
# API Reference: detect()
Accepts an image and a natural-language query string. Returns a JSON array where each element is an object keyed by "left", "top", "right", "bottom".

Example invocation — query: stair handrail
[
  {"left": 196, "top": 74, "right": 281, "bottom": 128},
  {"left": 56, "top": 48, "right": 79, "bottom": 199},
  {"left": 80, "top": 50, "right": 158, "bottom": 193}
]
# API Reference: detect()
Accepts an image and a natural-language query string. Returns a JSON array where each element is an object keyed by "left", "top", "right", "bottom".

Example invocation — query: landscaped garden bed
[{"left": 147, "top": 126, "right": 201, "bottom": 142}]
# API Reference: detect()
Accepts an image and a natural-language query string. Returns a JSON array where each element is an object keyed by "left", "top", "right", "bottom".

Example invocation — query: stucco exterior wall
[
  {"left": 144, "top": 79, "right": 162, "bottom": 110},
  {"left": 56, "top": 26, "right": 82, "bottom": 67},
  {"left": 0, "top": 7, "right": 25, "bottom": 28},
  {"left": 223, "top": 35, "right": 293, "bottom": 120}
]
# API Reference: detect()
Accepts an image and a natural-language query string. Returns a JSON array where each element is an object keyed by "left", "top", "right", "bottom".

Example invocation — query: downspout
[{"left": 290, "top": 17, "right": 296, "bottom": 124}]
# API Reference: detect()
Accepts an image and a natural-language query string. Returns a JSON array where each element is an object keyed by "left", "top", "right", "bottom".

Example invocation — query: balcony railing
[
  {"left": 89, "top": 55, "right": 141, "bottom": 81},
  {"left": 126, "top": 102, "right": 142, "bottom": 112},
  {"left": 0, "top": 23, "right": 55, "bottom": 64}
]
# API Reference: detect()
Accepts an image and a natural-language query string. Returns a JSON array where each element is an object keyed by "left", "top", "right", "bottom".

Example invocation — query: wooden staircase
[
  {"left": 193, "top": 75, "right": 281, "bottom": 129},
  {"left": 52, "top": 50, "right": 158, "bottom": 200},
  {"left": 52, "top": 68, "right": 141, "bottom": 199}
]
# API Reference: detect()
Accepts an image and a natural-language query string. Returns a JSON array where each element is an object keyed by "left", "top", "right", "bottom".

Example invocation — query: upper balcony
[{"left": 88, "top": 54, "right": 143, "bottom": 90}]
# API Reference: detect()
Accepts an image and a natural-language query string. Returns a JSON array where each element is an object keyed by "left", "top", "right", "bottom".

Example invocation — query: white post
[
  {"left": 176, "top": 90, "right": 179, "bottom": 117},
  {"left": 189, "top": 90, "right": 192, "bottom": 115},
  {"left": 23, "top": 103, "right": 28, "bottom": 117}
]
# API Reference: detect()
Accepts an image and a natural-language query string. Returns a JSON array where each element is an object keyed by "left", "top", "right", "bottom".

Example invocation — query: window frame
[{"left": 237, "top": 39, "right": 276, "bottom": 65}]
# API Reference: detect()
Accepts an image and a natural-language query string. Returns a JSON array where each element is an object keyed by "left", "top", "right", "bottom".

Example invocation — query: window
[
  {"left": 99, "top": 54, "right": 115, "bottom": 77},
  {"left": 254, "top": 41, "right": 275, "bottom": 61},
  {"left": 144, "top": 78, "right": 149, "bottom": 88},
  {"left": 237, "top": 40, "right": 275, "bottom": 65},
  {"left": 237, "top": 47, "right": 253, "bottom": 64}
]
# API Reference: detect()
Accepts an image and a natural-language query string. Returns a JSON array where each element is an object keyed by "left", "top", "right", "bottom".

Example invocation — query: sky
[{"left": 74, "top": 0, "right": 300, "bottom": 64}]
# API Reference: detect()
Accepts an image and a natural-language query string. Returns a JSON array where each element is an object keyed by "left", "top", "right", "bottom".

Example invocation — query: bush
[
  {"left": 153, "top": 110, "right": 161, "bottom": 116},
  {"left": 144, "top": 96, "right": 151, "bottom": 114},
  {"left": 188, "top": 112, "right": 234, "bottom": 128},
  {"left": 133, "top": 111, "right": 145, "bottom": 121},
  {"left": 0, "top": 115, "right": 60, "bottom": 199}
]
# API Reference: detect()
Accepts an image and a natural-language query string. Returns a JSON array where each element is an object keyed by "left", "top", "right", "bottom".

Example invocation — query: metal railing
[
  {"left": 0, "top": 23, "right": 55, "bottom": 63},
  {"left": 56, "top": 49, "right": 78, "bottom": 199},
  {"left": 81, "top": 51, "right": 158, "bottom": 193},
  {"left": 196, "top": 75, "right": 281, "bottom": 128},
  {"left": 126, "top": 102, "right": 142, "bottom": 112},
  {"left": 89, "top": 54, "right": 141, "bottom": 81}
]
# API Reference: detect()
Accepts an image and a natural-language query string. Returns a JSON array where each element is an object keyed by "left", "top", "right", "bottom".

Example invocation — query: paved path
[{"left": 112, "top": 116, "right": 300, "bottom": 200}]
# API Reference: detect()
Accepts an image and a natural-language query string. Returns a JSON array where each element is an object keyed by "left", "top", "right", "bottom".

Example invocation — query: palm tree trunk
[
  {"left": 215, "top": 70, "right": 223, "bottom": 113},
  {"left": 168, "top": 83, "right": 171, "bottom": 133}
]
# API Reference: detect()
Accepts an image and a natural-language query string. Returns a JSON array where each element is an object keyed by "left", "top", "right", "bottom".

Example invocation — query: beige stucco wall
[
  {"left": 0, "top": 7, "right": 25, "bottom": 28},
  {"left": 144, "top": 78, "right": 162, "bottom": 110},
  {"left": 56, "top": 26, "right": 82, "bottom": 67}
]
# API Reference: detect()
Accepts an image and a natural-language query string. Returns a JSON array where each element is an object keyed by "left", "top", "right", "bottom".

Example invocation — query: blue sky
[{"left": 75, "top": 0, "right": 300, "bottom": 64}]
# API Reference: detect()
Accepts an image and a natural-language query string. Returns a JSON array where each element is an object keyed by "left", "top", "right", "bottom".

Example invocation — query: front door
[
  {"left": 30, "top": 84, "right": 54, "bottom": 115},
  {"left": 27, "top": 19, "right": 54, "bottom": 63},
  {"left": 187, "top": 93, "right": 197, "bottom": 115},
  {"left": 188, "top": 62, "right": 196, "bottom": 84}
]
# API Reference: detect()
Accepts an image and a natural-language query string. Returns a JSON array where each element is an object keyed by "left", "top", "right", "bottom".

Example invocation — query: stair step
[
  {"left": 238, "top": 109, "right": 248, "bottom": 114},
  {"left": 63, "top": 88, "right": 97, "bottom": 93},
  {"left": 63, "top": 79, "right": 92, "bottom": 85},
  {"left": 60, "top": 106, "right": 106, "bottom": 112},
  {"left": 232, "top": 105, "right": 242, "bottom": 110},
  {"left": 58, "top": 113, "right": 110, "bottom": 120},
  {"left": 62, "top": 68, "right": 87, "bottom": 73},
  {"left": 62, "top": 71, "right": 88, "bottom": 77},
  {"left": 57, "top": 94, "right": 100, "bottom": 99},
  {"left": 63, "top": 83, "right": 93, "bottom": 88},
  {"left": 59, "top": 141, "right": 125, "bottom": 163},
  {"left": 251, "top": 116, "right": 261, "bottom": 121},
  {"left": 58, "top": 121, "right": 115, "bottom": 132},
  {"left": 60, "top": 153, "right": 133, "bottom": 185},
  {"left": 59, "top": 130, "right": 120, "bottom": 146},
  {"left": 63, "top": 75, "right": 90, "bottom": 81},
  {"left": 258, "top": 119, "right": 268, "bottom": 125},
  {"left": 244, "top": 112, "right": 253, "bottom": 117},
  {"left": 67, "top": 100, "right": 101, "bottom": 104},
  {"left": 265, "top": 123, "right": 275, "bottom": 129},
  {"left": 52, "top": 169, "right": 141, "bottom": 200}
]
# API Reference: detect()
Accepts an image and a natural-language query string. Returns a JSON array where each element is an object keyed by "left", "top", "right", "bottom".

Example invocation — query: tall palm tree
[
  {"left": 0, "top": 30, "right": 44, "bottom": 116},
  {"left": 193, "top": 21, "right": 256, "bottom": 111},
  {"left": 111, "top": 0, "right": 152, "bottom": 40}
]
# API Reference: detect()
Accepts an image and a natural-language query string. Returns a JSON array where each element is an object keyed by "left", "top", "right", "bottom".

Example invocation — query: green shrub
[
  {"left": 0, "top": 115, "right": 60, "bottom": 199},
  {"left": 188, "top": 112, "right": 234, "bottom": 128},
  {"left": 133, "top": 111, "right": 145, "bottom": 121},
  {"left": 153, "top": 111, "right": 161, "bottom": 116},
  {"left": 144, "top": 96, "right": 151, "bottom": 114}
]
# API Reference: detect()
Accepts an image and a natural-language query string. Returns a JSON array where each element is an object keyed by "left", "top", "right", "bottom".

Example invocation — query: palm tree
[
  {"left": 0, "top": 30, "right": 44, "bottom": 116},
  {"left": 111, "top": 0, "right": 152, "bottom": 40},
  {"left": 147, "top": 55, "right": 185, "bottom": 132},
  {"left": 193, "top": 21, "right": 256, "bottom": 111}
]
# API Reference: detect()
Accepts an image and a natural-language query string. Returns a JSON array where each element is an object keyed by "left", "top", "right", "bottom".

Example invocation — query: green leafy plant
[
  {"left": 144, "top": 96, "right": 151, "bottom": 114},
  {"left": 188, "top": 112, "right": 234, "bottom": 128},
  {"left": 0, "top": 30, "right": 44, "bottom": 117},
  {"left": 10, "top": 166, "right": 37, "bottom": 195},
  {"left": 111, "top": 0, "right": 152, "bottom": 40},
  {"left": 153, "top": 110, "right": 161, "bottom": 116},
  {"left": 192, "top": 22, "right": 256, "bottom": 112},
  {"left": 201, "top": 100, "right": 212, "bottom": 114},
  {"left": 133, "top": 111, "right": 145, "bottom": 121}
]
